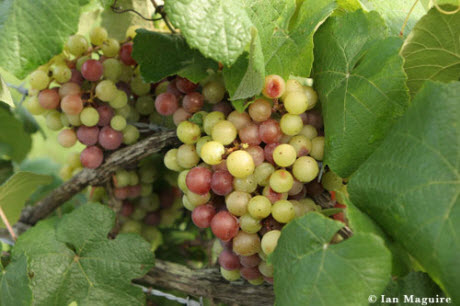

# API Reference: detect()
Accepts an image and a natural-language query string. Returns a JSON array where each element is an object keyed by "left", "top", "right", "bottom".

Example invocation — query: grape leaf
[
  {"left": 0, "top": 160, "right": 13, "bottom": 185},
  {"left": 0, "top": 77, "right": 13, "bottom": 106},
  {"left": 313, "top": 10, "right": 409, "bottom": 178},
  {"left": 359, "top": 0, "right": 426, "bottom": 37},
  {"left": 0, "top": 255, "right": 32, "bottom": 306},
  {"left": 0, "top": 102, "right": 32, "bottom": 162},
  {"left": 376, "top": 272, "right": 444, "bottom": 306},
  {"left": 272, "top": 213, "right": 391, "bottom": 306},
  {"left": 401, "top": 6, "right": 460, "bottom": 98},
  {"left": 12, "top": 203, "right": 154, "bottom": 305},
  {"left": 348, "top": 81, "right": 460, "bottom": 300},
  {"left": 0, "top": 172, "right": 51, "bottom": 228},
  {"left": 0, "top": 0, "right": 90, "bottom": 79},
  {"left": 164, "top": 0, "right": 253, "bottom": 67},
  {"left": 132, "top": 30, "right": 218, "bottom": 83}
]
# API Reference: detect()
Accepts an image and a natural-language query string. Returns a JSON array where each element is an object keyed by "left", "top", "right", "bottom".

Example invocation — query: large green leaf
[
  {"left": 272, "top": 213, "right": 391, "bottom": 306},
  {"left": 359, "top": 0, "right": 426, "bottom": 37},
  {"left": 0, "top": 171, "right": 52, "bottom": 228},
  {"left": 0, "top": 0, "right": 90, "bottom": 79},
  {"left": 401, "top": 6, "right": 460, "bottom": 98},
  {"left": 348, "top": 81, "right": 460, "bottom": 299},
  {"left": 313, "top": 10, "right": 409, "bottom": 178},
  {"left": 0, "top": 255, "right": 32, "bottom": 306},
  {"left": 0, "top": 102, "right": 32, "bottom": 162},
  {"left": 0, "top": 77, "right": 13, "bottom": 106},
  {"left": 132, "top": 30, "right": 218, "bottom": 83},
  {"left": 12, "top": 203, "right": 154, "bottom": 305},
  {"left": 0, "top": 160, "right": 13, "bottom": 185},
  {"left": 164, "top": 0, "right": 253, "bottom": 67}
]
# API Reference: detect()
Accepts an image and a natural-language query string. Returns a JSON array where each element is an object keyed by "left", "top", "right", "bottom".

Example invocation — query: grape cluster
[
  {"left": 25, "top": 26, "right": 150, "bottom": 169},
  {"left": 163, "top": 74, "right": 330, "bottom": 284}
]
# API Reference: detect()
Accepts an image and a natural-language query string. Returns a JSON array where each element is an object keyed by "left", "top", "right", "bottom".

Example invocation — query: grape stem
[
  {"left": 110, "top": 0, "right": 163, "bottom": 22},
  {"left": 0, "top": 207, "right": 17, "bottom": 241},
  {"left": 151, "top": 0, "right": 177, "bottom": 34}
]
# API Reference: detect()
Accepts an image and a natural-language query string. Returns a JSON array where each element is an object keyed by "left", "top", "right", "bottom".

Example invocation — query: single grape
[
  {"left": 248, "top": 99, "right": 272, "bottom": 122},
  {"left": 262, "top": 186, "right": 288, "bottom": 204},
  {"left": 232, "top": 231, "right": 261, "bottom": 256},
  {"left": 196, "top": 136, "right": 212, "bottom": 157},
  {"left": 96, "top": 80, "right": 117, "bottom": 102},
  {"left": 227, "top": 150, "right": 255, "bottom": 178},
  {"left": 98, "top": 126, "right": 123, "bottom": 150},
  {"left": 46, "top": 111, "right": 63, "bottom": 130},
  {"left": 211, "top": 211, "right": 239, "bottom": 241},
  {"left": 164, "top": 149, "right": 182, "bottom": 172},
  {"left": 200, "top": 141, "right": 225, "bottom": 165},
  {"left": 321, "top": 171, "right": 343, "bottom": 191},
  {"left": 101, "top": 38, "right": 120, "bottom": 57},
  {"left": 176, "top": 144, "right": 199, "bottom": 169},
  {"left": 262, "top": 75, "right": 285, "bottom": 99},
  {"left": 240, "top": 266, "right": 263, "bottom": 281},
  {"left": 89, "top": 26, "right": 108, "bottom": 46},
  {"left": 225, "top": 191, "right": 251, "bottom": 217},
  {"left": 303, "top": 109, "right": 323, "bottom": 129},
  {"left": 166, "top": 79, "right": 182, "bottom": 98},
  {"left": 130, "top": 75, "right": 151, "bottom": 96},
  {"left": 177, "top": 170, "right": 190, "bottom": 192},
  {"left": 202, "top": 81, "right": 225, "bottom": 104},
  {"left": 52, "top": 65, "right": 71, "bottom": 83},
  {"left": 173, "top": 108, "right": 192, "bottom": 125},
  {"left": 155, "top": 92, "right": 179, "bottom": 116},
  {"left": 218, "top": 250, "right": 241, "bottom": 270},
  {"left": 212, "top": 120, "right": 237, "bottom": 145},
  {"left": 81, "top": 60, "right": 103, "bottom": 81},
  {"left": 258, "top": 261, "right": 274, "bottom": 277},
  {"left": 96, "top": 105, "right": 114, "bottom": 126},
  {"left": 213, "top": 101, "right": 232, "bottom": 116},
  {"left": 211, "top": 170, "right": 233, "bottom": 196},
  {"left": 269, "top": 169, "right": 294, "bottom": 193},
  {"left": 239, "top": 214, "right": 262, "bottom": 234},
  {"left": 192, "top": 204, "right": 216, "bottom": 228},
  {"left": 259, "top": 216, "right": 283, "bottom": 236},
  {"left": 239, "top": 124, "right": 262, "bottom": 146},
  {"left": 182, "top": 92, "right": 204, "bottom": 113},
  {"left": 38, "top": 89, "right": 60, "bottom": 109},
  {"left": 109, "top": 90, "right": 128, "bottom": 109},
  {"left": 24, "top": 96, "right": 46, "bottom": 115},
  {"left": 240, "top": 254, "right": 261, "bottom": 268},
  {"left": 261, "top": 230, "right": 281, "bottom": 255},
  {"left": 77, "top": 125, "right": 99, "bottom": 145},
  {"left": 80, "top": 146, "right": 104, "bottom": 169},
  {"left": 284, "top": 91, "right": 308, "bottom": 115},
  {"left": 176, "top": 77, "right": 198, "bottom": 94},
  {"left": 310, "top": 136, "right": 325, "bottom": 161},
  {"left": 67, "top": 35, "right": 88, "bottom": 56},
  {"left": 280, "top": 113, "right": 303, "bottom": 136},
  {"left": 248, "top": 196, "right": 271, "bottom": 219},
  {"left": 102, "top": 58, "right": 122, "bottom": 81},
  {"left": 254, "top": 162, "right": 275, "bottom": 187},
  {"left": 67, "top": 114, "right": 82, "bottom": 126},
  {"left": 120, "top": 220, "right": 142, "bottom": 234},
  {"left": 185, "top": 190, "right": 211, "bottom": 207},
  {"left": 176, "top": 121, "right": 201, "bottom": 144},
  {"left": 289, "top": 135, "right": 312, "bottom": 157},
  {"left": 227, "top": 111, "right": 251, "bottom": 131},
  {"left": 110, "top": 115, "right": 127, "bottom": 131},
  {"left": 59, "top": 82, "right": 81, "bottom": 98},
  {"left": 272, "top": 200, "right": 295, "bottom": 223},
  {"left": 119, "top": 42, "right": 136, "bottom": 66},
  {"left": 80, "top": 107, "right": 99, "bottom": 127},
  {"left": 29, "top": 70, "right": 50, "bottom": 90},
  {"left": 57, "top": 129, "right": 77, "bottom": 148},
  {"left": 221, "top": 267, "right": 241, "bottom": 281},
  {"left": 299, "top": 124, "right": 318, "bottom": 139},
  {"left": 259, "top": 119, "right": 282, "bottom": 144},
  {"left": 292, "top": 156, "right": 319, "bottom": 182},
  {"left": 203, "top": 111, "right": 225, "bottom": 135},
  {"left": 135, "top": 95, "right": 155, "bottom": 115},
  {"left": 244, "top": 146, "right": 264, "bottom": 167},
  {"left": 304, "top": 86, "right": 318, "bottom": 110},
  {"left": 288, "top": 179, "right": 304, "bottom": 196},
  {"left": 273, "top": 144, "right": 297, "bottom": 167},
  {"left": 186, "top": 167, "right": 212, "bottom": 195},
  {"left": 122, "top": 124, "right": 140, "bottom": 145},
  {"left": 233, "top": 174, "right": 257, "bottom": 193},
  {"left": 281, "top": 79, "right": 303, "bottom": 100},
  {"left": 60, "top": 113, "right": 70, "bottom": 127}
]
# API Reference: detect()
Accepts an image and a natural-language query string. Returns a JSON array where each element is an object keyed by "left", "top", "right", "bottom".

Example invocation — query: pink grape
[
  {"left": 81, "top": 59, "right": 103, "bottom": 81},
  {"left": 98, "top": 126, "right": 123, "bottom": 150},
  {"left": 57, "top": 129, "right": 77, "bottom": 147},
  {"left": 114, "top": 187, "right": 129, "bottom": 200},
  {"left": 192, "top": 204, "right": 216, "bottom": 228},
  {"left": 240, "top": 266, "right": 262, "bottom": 280},
  {"left": 182, "top": 92, "right": 204, "bottom": 113},
  {"left": 239, "top": 254, "right": 261, "bottom": 268},
  {"left": 59, "top": 82, "right": 81, "bottom": 98},
  {"left": 155, "top": 92, "right": 179, "bottom": 116},
  {"left": 260, "top": 216, "right": 283, "bottom": 235},
  {"left": 38, "top": 89, "right": 60, "bottom": 109},
  {"left": 166, "top": 79, "right": 182, "bottom": 98},
  {"left": 77, "top": 126, "right": 99, "bottom": 145},
  {"left": 264, "top": 143, "right": 279, "bottom": 164},
  {"left": 245, "top": 146, "right": 264, "bottom": 167},
  {"left": 211, "top": 170, "right": 233, "bottom": 196},
  {"left": 144, "top": 212, "right": 161, "bottom": 226},
  {"left": 186, "top": 167, "right": 212, "bottom": 195},
  {"left": 119, "top": 42, "right": 137, "bottom": 66},
  {"left": 176, "top": 77, "right": 198, "bottom": 94},
  {"left": 127, "top": 185, "right": 142, "bottom": 198},
  {"left": 121, "top": 202, "right": 134, "bottom": 216},
  {"left": 210, "top": 211, "right": 239, "bottom": 241},
  {"left": 80, "top": 146, "right": 104, "bottom": 169},
  {"left": 218, "top": 250, "right": 241, "bottom": 270},
  {"left": 173, "top": 108, "right": 192, "bottom": 125},
  {"left": 97, "top": 104, "right": 114, "bottom": 126},
  {"left": 259, "top": 119, "right": 282, "bottom": 144},
  {"left": 61, "top": 95, "right": 83, "bottom": 115},
  {"left": 212, "top": 102, "right": 232, "bottom": 116},
  {"left": 239, "top": 124, "right": 261, "bottom": 146},
  {"left": 70, "top": 69, "right": 83, "bottom": 85}
]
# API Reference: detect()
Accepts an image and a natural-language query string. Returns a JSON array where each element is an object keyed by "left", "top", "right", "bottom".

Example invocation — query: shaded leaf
[{"left": 0, "top": 255, "right": 32, "bottom": 306}]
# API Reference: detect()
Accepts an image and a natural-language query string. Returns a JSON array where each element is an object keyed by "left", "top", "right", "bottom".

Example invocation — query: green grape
[
  {"left": 126, "top": 105, "right": 140, "bottom": 122},
  {"left": 281, "top": 79, "right": 303, "bottom": 100},
  {"left": 289, "top": 135, "right": 312, "bottom": 157},
  {"left": 46, "top": 110, "right": 63, "bottom": 130},
  {"left": 114, "top": 103, "right": 131, "bottom": 117},
  {"left": 186, "top": 190, "right": 210, "bottom": 206},
  {"left": 221, "top": 267, "right": 241, "bottom": 281},
  {"left": 239, "top": 214, "right": 262, "bottom": 234},
  {"left": 191, "top": 111, "right": 208, "bottom": 132},
  {"left": 272, "top": 200, "right": 295, "bottom": 223},
  {"left": 177, "top": 121, "right": 201, "bottom": 144},
  {"left": 284, "top": 91, "right": 308, "bottom": 115},
  {"left": 60, "top": 113, "right": 70, "bottom": 127},
  {"left": 273, "top": 144, "right": 297, "bottom": 167},
  {"left": 110, "top": 115, "right": 127, "bottom": 131},
  {"left": 269, "top": 170, "right": 293, "bottom": 193},
  {"left": 114, "top": 169, "right": 130, "bottom": 187},
  {"left": 304, "top": 86, "right": 318, "bottom": 110},
  {"left": 299, "top": 125, "right": 318, "bottom": 140},
  {"left": 227, "top": 150, "right": 255, "bottom": 178},
  {"left": 248, "top": 196, "right": 271, "bottom": 219},
  {"left": 292, "top": 156, "right": 319, "bottom": 182},
  {"left": 139, "top": 165, "right": 157, "bottom": 184},
  {"left": 76, "top": 56, "right": 90, "bottom": 71},
  {"left": 155, "top": 81, "right": 169, "bottom": 95},
  {"left": 24, "top": 96, "right": 47, "bottom": 115},
  {"left": 290, "top": 200, "right": 304, "bottom": 217},
  {"left": 120, "top": 220, "right": 142, "bottom": 234},
  {"left": 310, "top": 136, "right": 325, "bottom": 161},
  {"left": 142, "top": 227, "right": 163, "bottom": 252},
  {"left": 139, "top": 193, "right": 160, "bottom": 211},
  {"left": 299, "top": 198, "right": 320, "bottom": 214},
  {"left": 261, "top": 230, "right": 281, "bottom": 255},
  {"left": 202, "top": 81, "right": 226, "bottom": 104},
  {"left": 141, "top": 184, "right": 152, "bottom": 197},
  {"left": 102, "top": 58, "right": 122, "bottom": 81},
  {"left": 66, "top": 114, "right": 82, "bottom": 126},
  {"left": 225, "top": 191, "right": 251, "bottom": 216},
  {"left": 125, "top": 25, "right": 140, "bottom": 39},
  {"left": 101, "top": 38, "right": 120, "bottom": 57},
  {"left": 67, "top": 35, "right": 88, "bottom": 56},
  {"left": 248, "top": 277, "right": 264, "bottom": 286},
  {"left": 52, "top": 65, "right": 71, "bottom": 83},
  {"left": 176, "top": 144, "right": 199, "bottom": 169},
  {"left": 203, "top": 111, "right": 225, "bottom": 135},
  {"left": 80, "top": 107, "right": 99, "bottom": 127},
  {"left": 196, "top": 136, "right": 212, "bottom": 157},
  {"left": 122, "top": 124, "right": 140, "bottom": 145},
  {"left": 119, "top": 64, "right": 133, "bottom": 83},
  {"left": 200, "top": 141, "right": 225, "bottom": 165},
  {"left": 131, "top": 208, "right": 147, "bottom": 221},
  {"left": 321, "top": 170, "right": 343, "bottom": 191},
  {"left": 280, "top": 113, "right": 303, "bottom": 136},
  {"left": 130, "top": 76, "right": 150, "bottom": 96},
  {"left": 182, "top": 195, "right": 195, "bottom": 211},
  {"left": 59, "top": 164, "right": 73, "bottom": 180},
  {"left": 29, "top": 70, "right": 50, "bottom": 90},
  {"left": 89, "top": 26, "right": 108, "bottom": 46},
  {"left": 95, "top": 80, "right": 117, "bottom": 102},
  {"left": 129, "top": 171, "right": 139, "bottom": 186},
  {"left": 233, "top": 174, "right": 257, "bottom": 193},
  {"left": 233, "top": 231, "right": 261, "bottom": 256},
  {"left": 212, "top": 120, "right": 237, "bottom": 145},
  {"left": 67, "top": 152, "right": 82, "bottom": 169},
  {"left": 164, "top": 148, "right": 184, "bottom": 172},
  {"left": 254, "top": 163, "right": 275, "bottom": 187},
  {"left": 178, "top": 170, "right": 190, "bottom": 192},
  {"left": 135, "top": 95, "right": 155, "bottom": 115},
  {"left": 258, "top": 261, "right": 274, "bottom": 277}
]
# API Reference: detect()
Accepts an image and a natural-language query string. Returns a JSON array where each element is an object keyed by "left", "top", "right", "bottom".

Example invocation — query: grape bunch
[
  {"left": 162, "top": 74, "right": 334, "bottom": 284},
  {"left": 25, "top": 26, "right": 151, "bottom": 169}
]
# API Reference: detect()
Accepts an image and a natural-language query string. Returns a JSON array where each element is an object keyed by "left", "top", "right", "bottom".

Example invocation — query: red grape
[
  {"left": 38, "top": 89, "right": 60, "bottom": 109},
  {"left": 114, "top": 187, "right": 129, "bottom": 200},
  {"left": 264, "top": 277, "right": 274, "bottom": 284},
  {"left": 264, "top": 187, "right": 284, "bottom": 204},
  {"left": 264, "top": 142, "right": 279, "bottom": 164},
  {"left": 182, "top": 92, "right": 204, "bottom": 113},
  {"left": 218, "top": 250, "right": 241, "bottom": 270},
  {"left": 186, "top": 167, "right": 212, "bottom": 195},
  {"left": 239, "top": 124, "right": 261, "bottom": 146},
  {"left": 155, "top": 92, "right": 179, "bottom": 116},
  {"left": 159, "top": 188, "right": 176, "bottom": 209},
  {"left": 212, "top": 101, "right": 233, "bottom": 116},
  {"left": 245, "top": 146, "right": 264, "bottom": 166},
  {"left": 97, "top": 104, "right": 114, "bottom": 126},
  {"left": 98, "top": 126, "right": 123, "bottom": 150},
  {"left": 176, "top": 77, "right": 198, "bottom": 93},
  {"left": 77, "top": 126, "right": 99, "bottom": 145},
  {"left": 166, "top": 79, "right": 182, "bottom": 98},
  {"left": 61, "top": 95, "right": 83, "bottom": 115},
  {"left": 306, "top": 180, "right": 324, "bottom": 196},
  {"left": 211, "top": 170, "right": 233, "bottom": 196},
  {"left": 303, "top": 109, "right": 323, "bottom": 129},
  {"left": 259, "top": 216, "right": 283, "bottom": 236},
  {"left": 80, "top": 146, "right": 104, "bottom": 169},
  {"left": 81, "top": 59, "right": 103, "bottom": 81},
  {"left": 173, "top": 108, "right": 192, "bottom": 125},
  {"left": 144, "top": 212, "right": 161, "bottom": 226},
  {"left": 212, "top": 160, "right": 228, "bottom": 172},
  {"left": 210, "top": 211, "right": 239, "bottom": 241},
  {"left": 70, "top": 69, "right": 83, "bottom": 85},
  {"left": 240, "top": 266, "right": 262, "bottom": 280},
  {"left": 121, "top": 202, "right": 134, "bottom": 217},
  {"left": 119, "top": 42, "right": 137, "bottom": 66},
  {"left": 259, "top": 119, "right": 282, "bottom": 144},
  {"left": 192, "top": 204, "right": 216, "bottom": 228},
  {"left": 239, "top": 254, "right": 261, "bottom": 268}
]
